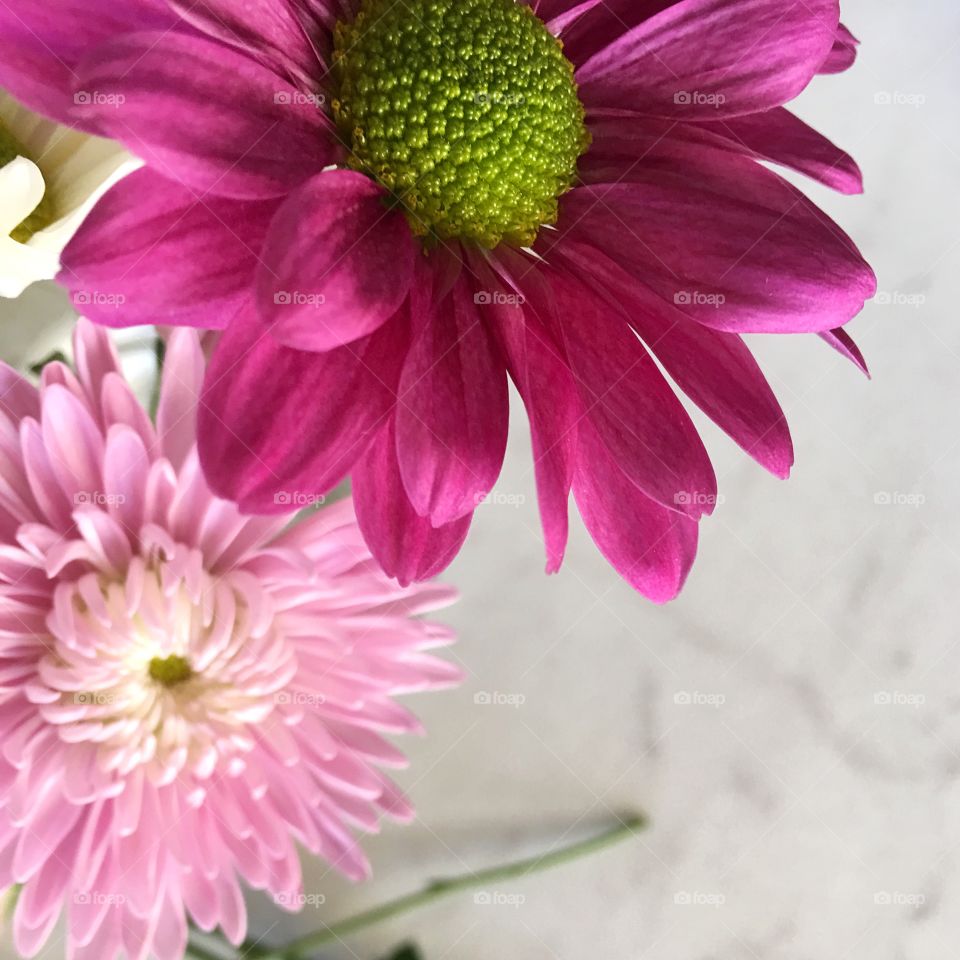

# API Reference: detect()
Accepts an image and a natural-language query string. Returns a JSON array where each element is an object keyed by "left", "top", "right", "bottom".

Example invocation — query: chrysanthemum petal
[
  {"left": 257, "top": 171, "right": 415, "bottom": 352},
  {"left": 60, "top": 168, "right": 278, "bottom": 328},
  {"left": 395, "top": 270, "right": 509, "bottom": 525},
  {"left": 553, "top": 239, "right": 794, "bottom": 479},
  {"left": 566, "top": 139, "right": 876, "bottom": 333},
  {"left": 820, "top": 327, "right": 870, "bottom": 376},
  {"left": 819, "top": 23, "right": 860, "bottom": 74},
  {"left": 168, "top": 0, "right": 323, "bottom": 82},
  {"left": 577, "top": 0, "right": 840, "bottom": 118},
  {"left": 479, "top": 251, "right": 578, "bottom": 572},
  {"left": 692, "top": 108, "right": 864, "bottom": 194},
  {"left": 524, "top": 266, "right": 717, "bottom": 519},
  {"left": 573, "top": 418, "right": 698, "bottom": 602},
  {"left": 0, "top": 0, "right": 173, "bottom": 128},
  {"left": 199, "top": 306, "right": 407, "bottom": 512},
  {"left": 354, "top": 422, "right": 472, "bottom": 586},
  {"left": 74, "top": 31, "right": 333, "bottom": 199}
]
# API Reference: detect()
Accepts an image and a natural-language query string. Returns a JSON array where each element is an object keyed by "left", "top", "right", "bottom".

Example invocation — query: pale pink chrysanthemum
[{"left": 0, "top": 320, "right": 460, "bottom": 960}]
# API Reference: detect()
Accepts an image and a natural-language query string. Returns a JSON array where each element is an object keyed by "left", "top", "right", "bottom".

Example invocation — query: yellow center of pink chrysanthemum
[
  {"left": 332, "top": 0, "right": 589, "bottom": 248},
  {"left": 39, "top": 559, "right": 295, "bottom": 785}
]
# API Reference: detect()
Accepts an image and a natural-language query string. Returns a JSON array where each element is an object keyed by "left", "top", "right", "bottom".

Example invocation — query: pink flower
[
  {"left": 4, "top": 0, "right": 875, "bottom": 599},
  {"left": 0, "top": 320, "right": 460, "bottom": 960}
]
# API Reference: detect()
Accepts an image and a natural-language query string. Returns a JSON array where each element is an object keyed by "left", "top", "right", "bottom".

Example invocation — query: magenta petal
[
  {"left": 819, "top": 24, "right": 860, "bottom": 74},
  {"left": 0, "top": 0, "right": 173, "bottom": 128},
  {"left": 693, "top": 108, "right": 863, "bottom": 195},
  {"left": 555, "top": 239, "right": 793, "bottom": 479},
  {"left": 75, "top": 31, "right": 332, "bottom": 199},
  {"left": 257, "top": 172, "right": 415, "bottom": 352},
  {"left": 168, "top": 0, "right": 321, "bottom": 81},
  {"left": 820, "top": 327, "right": 870, "bottom": 377},
  {"left": 526, "top": 266, "right": 716, "bottom": 519},
  {"left": 199, "top": 306, "right": 408, "bottom": 512},
  {"left": 573, "top": 418, "right": 698, "bottom": 602},
  {"left": 543, "top": 0, "right": 603, "bottom": 36},
  {"left": 395, "top": 270, "right": 509, "bottom": 525},
  {"left": 478, "top": 250, "right": 577, "bottom": 572},
  {"left": 353, "top": 422, "right": 471, "bottom": 586},
  {"left": 562, "top": 140, "right": 875, "bottom": 333},
  {"left": 577, "top": 0, "right": 839, "bottom": 118},
  {"left": 59, "top": 168, "right": 277, "bottom": 329}
]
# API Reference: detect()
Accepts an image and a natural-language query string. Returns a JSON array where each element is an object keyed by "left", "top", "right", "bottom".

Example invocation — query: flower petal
[
  {"left": 523, "top": 264, "right": 717, "bottom": 518},
  {"left": 573, "top": 417, "right": 698, "bottom": 602},
  {"left": 157, "top": 330, "right": 205, "bottom": 470},
  {"left": 819, "top": 24, "right": 860, "bottom": 74},
  {"left": 199, "top": 306, "right": 408, "bottom": 512},
  {"left": 478, "top": 250, "right": 577, "bottom": 572},
  {"left": 692, "top": 108, "right": 863, "bottom": 194},
  {"left": 257, "top": 171, "right": 414, "bottom": 352},
  {"left": 577, "top": 0, "right": 839, "bottom": 118},
  {"left": 59, "top": 168, "right": 277, "bottom": 328},
  {"left": 168, "top": 0, "right": 322, "bottom": 82},
  {"left": 554, "top": 238, "right": 793, "bottom": 478},
  {"left": 353, "top": 421, "right": 471, "bottom": 586},
  {"left": 395, "top": 269, "right": 509, "bottom": 525},
  {"left": 75, "top": 31, "right": 333, "bottom": 199},
  {"left": 564, "top": 135, "right": 875, "bottom": 333},
  {"left": 820, "top": 327, "right": 869, "bottom": 376},
  {"left": 0, "top": 0, "right": 173, "bottom": 128}
]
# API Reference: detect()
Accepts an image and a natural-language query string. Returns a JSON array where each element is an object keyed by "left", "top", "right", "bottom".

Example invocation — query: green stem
[
  {"left": 259, "top": 812, "right": 646, "bottom": 960},
  {"left": 185, "top": 940, "right": 230, "bottom": 960}
]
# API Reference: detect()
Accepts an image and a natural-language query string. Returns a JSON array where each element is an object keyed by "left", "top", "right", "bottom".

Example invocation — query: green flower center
[
  {"left": 332, "top": 0, "right": 589, "bottom": 248},
  {"left": 0, "top": 120, "right": 55, "bottom": 243},
  {"left": 148, "top": 653, "right": 193, "bottom": 688}
]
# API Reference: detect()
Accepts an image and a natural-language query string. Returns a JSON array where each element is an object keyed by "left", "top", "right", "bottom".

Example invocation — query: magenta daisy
[
  {"left": 2, "top": 0, "right": 875, "bottom": 599},
  {"left": 0, "top": 320, "right": 460, "bottom": 960}
]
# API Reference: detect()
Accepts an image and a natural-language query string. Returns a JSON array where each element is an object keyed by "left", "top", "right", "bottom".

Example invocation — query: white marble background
[{"left": 1, "top": 0, "right": 957, "bottom": 957}]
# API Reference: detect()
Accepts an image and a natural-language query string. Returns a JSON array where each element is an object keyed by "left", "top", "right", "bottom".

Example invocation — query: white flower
[{"left": 0, "top": 90, "right": 139, "bottom": 298}]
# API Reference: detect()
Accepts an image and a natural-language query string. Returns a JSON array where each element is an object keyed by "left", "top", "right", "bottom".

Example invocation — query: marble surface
[{"left": 2, "top": 0, "right": 957, "bottom": 957}]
